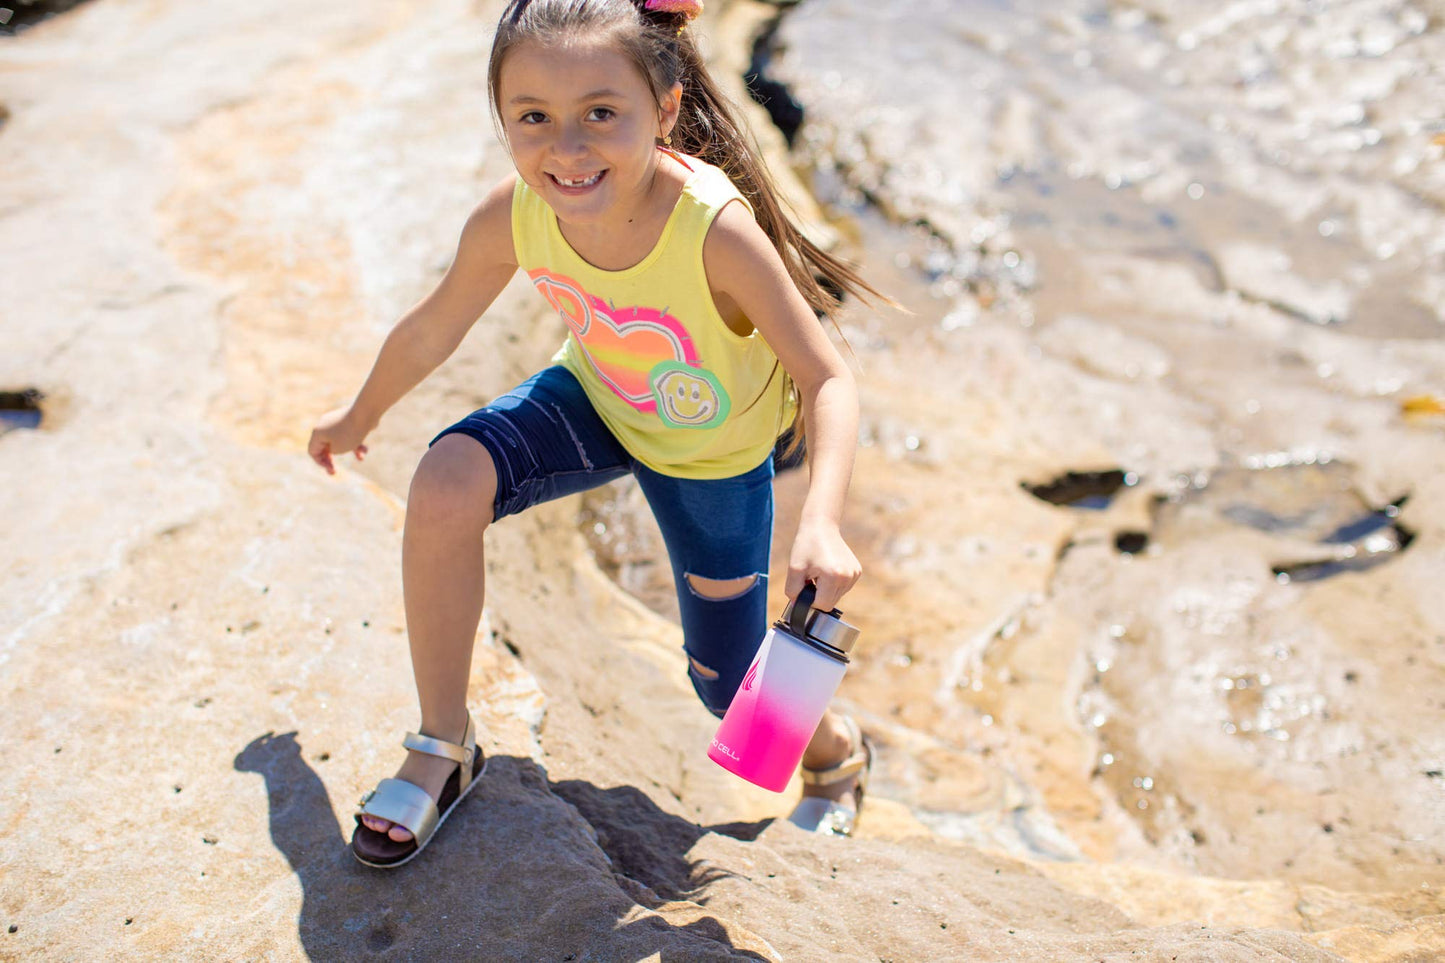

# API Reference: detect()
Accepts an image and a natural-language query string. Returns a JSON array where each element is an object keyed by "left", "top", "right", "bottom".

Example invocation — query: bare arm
[
  {"left": 703, "top": 201, "right": 862, "bottom": 610},
  {"left": 309, "top": 176, "right": 519, "bottom": 473}
]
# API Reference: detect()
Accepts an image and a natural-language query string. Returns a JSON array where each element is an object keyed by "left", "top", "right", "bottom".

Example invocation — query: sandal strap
[
  {"left": 798, "top": 714, "right": 869, "bottom": 786},
  {"left": 403, "top": 715, "right": 476, "bottom": 785},
  {"left": 358, "top": 778, "right": 439, "bottom": 843},
  {"left": 798, "top": 752, "right": 868, "bottom": 786}
]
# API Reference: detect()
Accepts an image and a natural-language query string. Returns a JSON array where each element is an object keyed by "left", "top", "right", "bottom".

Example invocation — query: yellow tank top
[{"left": 512, "top": 156, "right": 795, "bottom": 479}]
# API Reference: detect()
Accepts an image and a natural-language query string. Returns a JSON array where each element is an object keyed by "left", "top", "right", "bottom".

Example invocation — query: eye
[
  {"left": 587, "top": 106, "right": 615, "bottom": 122},
  {"left": 517, "top": 110, "right": 547, "bottom": 125}
]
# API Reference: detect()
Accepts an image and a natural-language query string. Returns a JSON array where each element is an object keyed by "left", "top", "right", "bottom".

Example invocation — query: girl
[{"left": 309, "top": 0, "right": 879, "bottom": 868}]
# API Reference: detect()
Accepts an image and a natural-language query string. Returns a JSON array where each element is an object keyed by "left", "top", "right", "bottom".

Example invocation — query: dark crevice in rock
[
  {"left": 741, "top": 11, "right": 863, "bottom": 321},
  {"left": 1023, "top": 469, "right": 1133, "bottom": 509},
  {"left": 0, "top": 0, "right": 94, "bottom": 36},
  {"left": 1272, "top": 510, "right": 1415, "bottom": 584},
  {"left": 742, "top": 9, "right": 804, "bottom": 147},
  {"left": 0, "top": 387, "right": 44, "bottom": 432},
  {"left": 1114, "top": 531, "right": 1149, "bottom": 555},
  {"left": 1269, "top": 538, "right": 1409, "bottom": 582},
  {"left": 1054, "top": 538, "right": 1075, "bottom": 567},
  {"left": 1321, "top": 495, "right": 1409, "bottom": 544}
]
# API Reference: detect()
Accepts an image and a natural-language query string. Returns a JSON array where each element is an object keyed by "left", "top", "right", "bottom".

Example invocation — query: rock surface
[{"left": 1, "top": 0, "right": 1442, "bottom": 960}]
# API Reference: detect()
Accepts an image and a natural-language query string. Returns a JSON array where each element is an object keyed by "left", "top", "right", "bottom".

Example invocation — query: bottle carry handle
[
  {"left": 786, "top": 581, "right": 847, "bottom": 634},
  {"left": 786, "top": 582, "right": 817, "bottom": 637}
]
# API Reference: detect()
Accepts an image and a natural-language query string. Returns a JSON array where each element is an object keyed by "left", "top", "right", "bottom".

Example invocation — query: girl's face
[{"left": 498, "top": 36, "right": 680, "bottom": 227}]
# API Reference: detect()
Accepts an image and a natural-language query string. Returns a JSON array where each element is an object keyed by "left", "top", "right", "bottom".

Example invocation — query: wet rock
[{"left": 1217, "top": 242, "right": 1354, "bottom": 326}]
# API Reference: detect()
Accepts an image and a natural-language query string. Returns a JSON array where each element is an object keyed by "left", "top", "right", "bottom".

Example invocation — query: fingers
[
  {"left": 308, "top": 438, "right": 335, "bottom": 475},
  {"left": 354, "top": 444, "right": 368, "bottom": 461},
  {"left": 810, "top": 572, "right": 858, "bottom": 612},
  {"left": 811, "top": 578, "right": 842, "bottom": 612},
  {"left": 785, "top": 567, "right": 860, "bottom": 612}
]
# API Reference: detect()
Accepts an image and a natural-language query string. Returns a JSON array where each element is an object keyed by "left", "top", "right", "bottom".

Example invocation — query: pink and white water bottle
[{"left": 708, "top": 584, "right": 861, "bottom": 792}]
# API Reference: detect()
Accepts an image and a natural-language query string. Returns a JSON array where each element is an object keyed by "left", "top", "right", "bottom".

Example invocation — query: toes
[
  {"left": 359, "top": 813, "right": 413, "bottom": 843},
  {"left": 362, "top": 815, "right": 403, "bottom": 837}
]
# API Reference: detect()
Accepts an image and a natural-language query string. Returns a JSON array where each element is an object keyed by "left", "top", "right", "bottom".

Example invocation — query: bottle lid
[
  {"left": 784, "top": 584, "right": 861, "bottom": 654},
  {"left": 804, "top": 608, "right": 860, "bottom": 654}
]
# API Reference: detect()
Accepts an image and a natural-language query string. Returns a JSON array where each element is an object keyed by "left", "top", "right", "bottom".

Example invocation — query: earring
[{"left": 664, "top": 133, "right": 673, "bottom": 147}]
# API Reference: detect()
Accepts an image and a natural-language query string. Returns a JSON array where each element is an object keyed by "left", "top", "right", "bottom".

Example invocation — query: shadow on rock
[
  {"left": 549, "top": 779, "right": 772, "bottom": 902},
  {"left": 235, "top": 732, "right": 774, "bottom": 961}
]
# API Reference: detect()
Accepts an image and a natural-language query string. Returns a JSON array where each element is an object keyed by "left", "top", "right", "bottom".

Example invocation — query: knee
[
  {"left": 684, "top": 573, "right": 759, "bottom": 602},
  {"left": 407, "top": 434, "right": 498, "bottom": 529}
]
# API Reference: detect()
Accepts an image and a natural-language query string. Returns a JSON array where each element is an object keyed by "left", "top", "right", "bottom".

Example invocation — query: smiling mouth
[{"left": 549, "top": 171, "right": 605, "bottom": 189}]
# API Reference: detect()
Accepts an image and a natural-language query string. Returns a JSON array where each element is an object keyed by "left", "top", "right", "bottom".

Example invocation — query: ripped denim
[{"left": 432, "top": 365, "right": 775, "bottom": 718}]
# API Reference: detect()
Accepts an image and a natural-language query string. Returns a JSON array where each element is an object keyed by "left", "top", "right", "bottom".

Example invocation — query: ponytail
[
  {"left": 667, "top": 28, "right": 885, "bottom": 458},
  {"left": 491, "top": 0, "right": 887, "bottom": 456}
]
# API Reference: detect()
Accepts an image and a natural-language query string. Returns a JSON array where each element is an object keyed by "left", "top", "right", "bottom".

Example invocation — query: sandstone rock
[{"left": 2, "top": 0, "right": 1443, "bottom": 959}]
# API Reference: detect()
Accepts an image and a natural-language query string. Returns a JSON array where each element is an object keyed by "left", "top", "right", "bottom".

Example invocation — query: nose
[{"left": 553, "top": 121, "right": 589, "bottom": 161}]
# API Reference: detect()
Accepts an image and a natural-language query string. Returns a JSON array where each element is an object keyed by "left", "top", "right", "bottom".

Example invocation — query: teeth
[{"left": 555, "top": 172, "right": 602, "bottom": 187}]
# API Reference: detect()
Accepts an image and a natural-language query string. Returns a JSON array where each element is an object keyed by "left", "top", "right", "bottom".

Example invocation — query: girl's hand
[
  {"left": 784, "top": 518, "right": 862, "bottom": 612},
  {"left": 307, "top": 405, "right": 371, "bottom": 476}
]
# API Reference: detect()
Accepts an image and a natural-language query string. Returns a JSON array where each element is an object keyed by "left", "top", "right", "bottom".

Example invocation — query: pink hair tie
[{"left": 645, "top": 0, "right": 703, "bottom": 19}]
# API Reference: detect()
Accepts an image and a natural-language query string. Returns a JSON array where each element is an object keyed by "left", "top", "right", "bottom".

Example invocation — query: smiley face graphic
[{"left": 650, "top": 362, "right": 730, "bottom": 429}]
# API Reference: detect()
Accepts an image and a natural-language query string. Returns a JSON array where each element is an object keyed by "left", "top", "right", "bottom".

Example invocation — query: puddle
[
  {"left": 1159, "top": 461, "right": 1413, "bottom": 582},
  {"left": 1023, "top": 469, "right": 1136, "bottom": 510},
  {"left": 0, "top": 388, "right": 44, "bottom": 433}
]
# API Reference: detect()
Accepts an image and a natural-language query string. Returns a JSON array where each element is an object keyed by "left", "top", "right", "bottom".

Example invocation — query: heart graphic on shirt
[{"left": 531, "top": 269, "right": 722, "bottom": 418}]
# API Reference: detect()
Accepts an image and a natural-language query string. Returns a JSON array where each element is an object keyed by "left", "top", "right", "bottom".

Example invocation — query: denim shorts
[{"left": 431, "top": 365, "right": 774, "bottom": 717}]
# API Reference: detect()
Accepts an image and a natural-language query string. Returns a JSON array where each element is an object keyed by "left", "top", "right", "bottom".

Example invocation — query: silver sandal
[
  {"left": 350, "top": 714, "right": 487, "bottom": 868},
  {"left": 787, "top": 714, "right": 872, "bottom": 837}
]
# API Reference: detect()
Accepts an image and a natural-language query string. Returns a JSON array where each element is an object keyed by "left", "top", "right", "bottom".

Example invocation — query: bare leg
[
  {"left": 361, "top": 434, "right": 497, "bottom": 842},
  {"left": 800, "top": 709, "right": 862, "bottom": 806}
]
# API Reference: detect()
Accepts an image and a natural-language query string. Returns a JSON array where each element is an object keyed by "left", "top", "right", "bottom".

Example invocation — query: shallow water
[
  {"left": 776, "top": 0, "right": 1445, "bottom": 339},
  {"left": 755, "top": 0, "right": 1445, "bottom": 889}
]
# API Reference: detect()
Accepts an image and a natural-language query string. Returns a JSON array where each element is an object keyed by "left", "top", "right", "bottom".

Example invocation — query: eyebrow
[{"left": 508, "top": 88, "right": 625, "bottom": 105}]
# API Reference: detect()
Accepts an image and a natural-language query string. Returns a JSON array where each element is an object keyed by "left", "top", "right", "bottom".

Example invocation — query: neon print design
[{"left": 529, "top": 268, "right": 730, "bottom": 429}]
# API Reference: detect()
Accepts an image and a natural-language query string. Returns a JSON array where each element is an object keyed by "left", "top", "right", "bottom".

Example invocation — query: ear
[{"left": 658, "top": 81, "right": 683, "bottom": 139}]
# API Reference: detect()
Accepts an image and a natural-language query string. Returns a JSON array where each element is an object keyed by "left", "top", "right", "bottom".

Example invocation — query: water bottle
[{"left": 708, "top": 583, "right": 861, "bottom": 792}]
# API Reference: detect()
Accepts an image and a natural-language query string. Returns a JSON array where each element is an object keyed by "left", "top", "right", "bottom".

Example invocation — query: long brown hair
[{"left": 488, "top": 0, "right": 883, "bottom": 455}]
